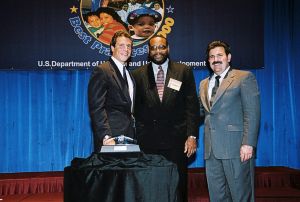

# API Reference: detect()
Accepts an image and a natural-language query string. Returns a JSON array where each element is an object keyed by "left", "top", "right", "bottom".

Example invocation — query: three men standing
[{"left": 88, "top": 33, "right": 260, "bottom": 202}]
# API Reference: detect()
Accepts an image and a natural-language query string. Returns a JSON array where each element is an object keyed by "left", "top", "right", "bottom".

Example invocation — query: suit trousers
[
  {"left": 205, "top": 151, "right": 255, "bottom": 202},
  {"left": 142, "top": 148, "right": 188, "bottom": 202}
]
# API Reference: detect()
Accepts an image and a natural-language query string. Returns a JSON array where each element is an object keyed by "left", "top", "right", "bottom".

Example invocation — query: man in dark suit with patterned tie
[
  {"left": 198, "top": 40, "right": 261, "bottom": 202},
  {"left": 132, "top": 35, "right": 200, "bottom": 202},
  {"left": 88, "top": 31, "right": 135, "bottom": 152}
]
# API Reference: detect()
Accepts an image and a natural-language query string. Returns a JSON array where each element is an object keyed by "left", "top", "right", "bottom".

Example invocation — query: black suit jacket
[
  {"left": 88, "top": 58, "right": 136, "bottom": 151},
  {"left": 132, "top": 61, "right": 200, "bottom": 149}
]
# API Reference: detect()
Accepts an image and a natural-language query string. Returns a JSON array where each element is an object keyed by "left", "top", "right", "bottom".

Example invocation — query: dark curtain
[{"left": 1, "top": 0, "right": 300, "bottom": 172}]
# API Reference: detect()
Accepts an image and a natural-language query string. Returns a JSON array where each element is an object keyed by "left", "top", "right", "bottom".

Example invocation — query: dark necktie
[
  {"left": 210, "top": 75, "right": 221, "bottom": 106},
  {"left": 156, "top": 66, "right": 164, "bottom": 101},
  {"left": 123, "top": 65, "right": 128, "bottom": 88}
]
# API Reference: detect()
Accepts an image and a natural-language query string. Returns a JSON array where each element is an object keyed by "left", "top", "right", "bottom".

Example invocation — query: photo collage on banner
[{"left": 0, "top": 0, "right": 263, "bottom": 70}]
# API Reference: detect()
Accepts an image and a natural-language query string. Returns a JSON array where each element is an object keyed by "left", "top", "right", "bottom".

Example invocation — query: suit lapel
[
  {"left": 108, "top": 59, "right": 131, "bottom": 103},
  {"left": 145, "top": 62, "right": 181, "bottom": 105},
  {"left": 146, "top": 63, "right": 161, "bottom": 105},
  {"left": 109, "top": 58, "right": 123, "bottom": 90},
  {"left": 212, "top": 69, "right": 235, "bottom": 106},
  {"left": 162, "top": 62, "right": 178, "bottom": 104},
  {"left": 128, "top": 71, "right": 136, "bottom": 113},
  {"left": 200, "top": 78, "right": 210, "bottom": 111}
]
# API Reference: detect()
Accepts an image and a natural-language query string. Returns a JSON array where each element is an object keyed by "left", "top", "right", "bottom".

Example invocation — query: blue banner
[{"left": 0, "top": 0, "right": 263, "bottom": 70}]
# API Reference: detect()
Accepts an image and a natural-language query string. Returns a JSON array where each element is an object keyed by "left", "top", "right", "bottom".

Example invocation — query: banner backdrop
[{"left": 0, "top": 0, "right": 263, "bottom": 70}]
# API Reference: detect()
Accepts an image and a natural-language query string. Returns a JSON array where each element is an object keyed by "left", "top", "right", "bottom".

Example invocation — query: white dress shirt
[
  {"left": 111, "top": 57, "right": 134, "bottom": 112},
  {"left": 208, "top": 66, "right": 230, "bottom": 100},
  {"left": 152, "top": 58, "right": 169, "bottom": 84}
]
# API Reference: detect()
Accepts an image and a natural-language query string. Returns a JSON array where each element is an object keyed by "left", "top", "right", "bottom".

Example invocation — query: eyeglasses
[{"left": 149, "top": 45, "right": 167, "bottom": 51}]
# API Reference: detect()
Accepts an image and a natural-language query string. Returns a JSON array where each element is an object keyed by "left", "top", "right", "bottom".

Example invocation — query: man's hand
[
  {"left": 184, "top": 136, "right": 197, "bottom": 157},
  {"left": 240, "top": 145, "right": 253, "bottom": 162},
  {"left": 103, "top": 135, "right": 116, "bottom": 145}
]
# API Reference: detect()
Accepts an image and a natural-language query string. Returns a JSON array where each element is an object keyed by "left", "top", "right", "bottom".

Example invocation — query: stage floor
[{"left": 1, "top": 167, "right": 300, "bottom": 202}]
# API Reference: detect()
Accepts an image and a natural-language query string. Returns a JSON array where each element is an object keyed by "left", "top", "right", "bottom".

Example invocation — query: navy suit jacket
[{"left": 88, "top": 58, "right": 136, "bottom": 151}]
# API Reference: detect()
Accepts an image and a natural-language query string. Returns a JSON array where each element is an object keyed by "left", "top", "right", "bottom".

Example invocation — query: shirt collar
[
  {"left": 212, "top": 66, "right": 230, "bottom": 80},
  {"left": 152, "top": 58, "right": 169, "bottom": 72},
  {"left": 111, "top": 56, "right": 125, "bottom": 74}
]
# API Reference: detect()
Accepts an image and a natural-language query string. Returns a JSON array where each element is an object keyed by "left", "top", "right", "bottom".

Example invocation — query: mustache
[{"left": 212, "top": 61, "right": 222, "bottom": 65}]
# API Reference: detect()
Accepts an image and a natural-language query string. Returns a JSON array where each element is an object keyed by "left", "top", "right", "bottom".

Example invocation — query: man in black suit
[
  {"left": 88, "top": 31, "right": 135, "bottom": 151},
  {"left": 132, "top": 35, "right": 200, "bottom": 202}
]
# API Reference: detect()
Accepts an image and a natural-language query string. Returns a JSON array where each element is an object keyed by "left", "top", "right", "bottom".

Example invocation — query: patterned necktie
[
  {"left": 123, "top": 65, "right": 128, "bottom": 88},
  {"left": 210, "top": 75, "right": 221, "bottom": 106},
  {"left": 156, "top": 66, "right": 164, "bottom": 101}
]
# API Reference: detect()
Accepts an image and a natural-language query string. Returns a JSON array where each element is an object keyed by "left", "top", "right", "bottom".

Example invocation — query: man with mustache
[
  {"left": 132, "top": 35, "right": 200, "bottom": 202},
  {"left": 198, "top": 40, "right": 261, "bottom": 202}
]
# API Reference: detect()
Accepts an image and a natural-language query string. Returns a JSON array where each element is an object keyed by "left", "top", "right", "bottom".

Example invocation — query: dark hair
[
  {"left": 95, "top": 7, "right": 128, "bottom": 30},
  {"left": 110, "top": 30, "right": 132, "bottom": 48},
  {"left": 206, "top": 40, "right": 231, "bottom": 61},
  {"left": 148, "top": 35, "right": 169, "bottom": 47},
  {"left": 83, "top": 11, "right": 98, "bottom": 23},
  {"left": 153, "top": 2, "right": 161, "bottom": 7},
  {"left": 127, "top": 7, "right": 162, "bottom": 25},
  {"left": 205, "top": 40, "right": 231, "bottom": 69}
]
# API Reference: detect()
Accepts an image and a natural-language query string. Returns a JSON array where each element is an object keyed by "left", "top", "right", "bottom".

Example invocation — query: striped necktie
[
  {"left": 156, "top": 66, "right": 164, "bottom": 101},
  {"left": 210, "top": 75, "right": 221, "bottom": 106}
]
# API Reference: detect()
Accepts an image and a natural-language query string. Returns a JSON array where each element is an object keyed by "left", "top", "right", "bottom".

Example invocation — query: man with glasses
[
  {"left": 88, "top": 31, "right": 135, "bottom": 151},
  {"left": 132, "top": 35, "right": 200, "bottom": 202}
]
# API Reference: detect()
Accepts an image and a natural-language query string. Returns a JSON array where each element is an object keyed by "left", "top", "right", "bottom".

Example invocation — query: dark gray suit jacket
[
  {"left": 199, "top": 69, "right": 260, "bottom": 159},
  {"left": 88, "top": 58, "right": 135, "bottom": 151},
  {"left": 132, "top": 61, "right": 200, "bottom": 149}
]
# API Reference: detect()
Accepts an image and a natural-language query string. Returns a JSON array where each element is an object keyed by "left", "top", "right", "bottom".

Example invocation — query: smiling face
[
  {"left": 208, "top": 46, "right": 231, "bottom": 75},
  {"left": 148, "top": 36, "right": 169, "bottom": 65},
  {"left": 111, "top": 36, "right": 132, "bottom": 64},
  {"left": 87, "top": 15, "right": 101, "bottom": 28},
  {"left": 99, "top": 13, "right": 114, "bottom": 25},
  {"left": 154, "top": 3, "right": 161, "bottom": 10},
  {"left": 129, "top": 16, "right": 156, "bottom": 38},
  {"left": 122, "top": 4, "right": 128, "bottom": 11}
]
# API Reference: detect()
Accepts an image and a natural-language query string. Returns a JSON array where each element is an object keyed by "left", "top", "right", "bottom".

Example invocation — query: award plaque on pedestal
[
  {"left": 100, "top": 144, "right": 140, "bottom": 153},
  {"left": 99, "top": 135, "right": 141, "bottom": 157}
]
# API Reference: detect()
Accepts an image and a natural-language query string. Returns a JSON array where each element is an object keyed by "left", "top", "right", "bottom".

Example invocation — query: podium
[{"left": 64, "top": 152, "right": 179, "bottom": 202}]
